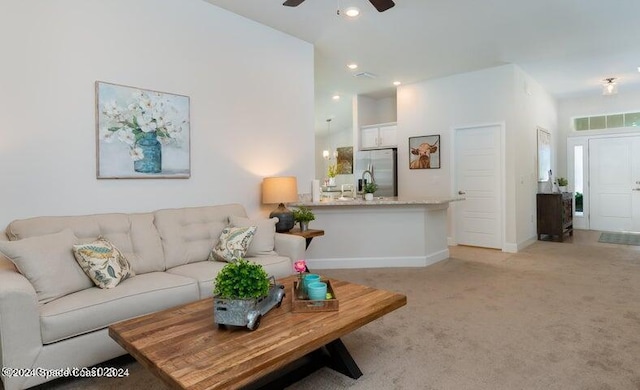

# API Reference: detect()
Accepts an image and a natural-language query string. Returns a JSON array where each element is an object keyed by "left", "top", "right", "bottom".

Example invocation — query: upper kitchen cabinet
[
  {"left": 355, "top": 91, "right": 397, "bottom": 151},
  {"left": 361, "top": 122, "right": 398, "bottom": 149}
]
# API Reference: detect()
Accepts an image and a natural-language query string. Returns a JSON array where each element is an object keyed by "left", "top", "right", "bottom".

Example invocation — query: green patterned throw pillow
[
  {"left": 72, "top": 237, "right": 135, "bottom": 289},
  {"left": 209, "top": 226, "right": 256, "bottom": 262}
]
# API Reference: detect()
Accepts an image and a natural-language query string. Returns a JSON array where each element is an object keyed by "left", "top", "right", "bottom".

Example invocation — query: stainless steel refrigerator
[{"left": 355, "top": 148, "right": 398, "bottom": 197}]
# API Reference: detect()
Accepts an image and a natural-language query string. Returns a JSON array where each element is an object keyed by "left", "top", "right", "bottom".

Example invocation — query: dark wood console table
[{"left": 537, "top": 192, "right": 573, "bottom": 242}]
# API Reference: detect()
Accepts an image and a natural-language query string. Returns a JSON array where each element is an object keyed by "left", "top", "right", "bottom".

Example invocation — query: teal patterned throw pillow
[
  {"left": 72, "top": 237, "right": 135, "bottom": 289},
  {"left": 209, "top": 226, "right": 257, "bottom": 262}
]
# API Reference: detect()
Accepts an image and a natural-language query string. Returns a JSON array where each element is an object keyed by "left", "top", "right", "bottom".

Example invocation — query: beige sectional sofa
[{"left": 0, "top": 204, "right": 305, "bottom": 390}]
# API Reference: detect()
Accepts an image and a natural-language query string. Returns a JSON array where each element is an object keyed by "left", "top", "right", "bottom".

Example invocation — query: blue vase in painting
[{"left": 134, "top": 132, "right": 162, "bottom": 173}]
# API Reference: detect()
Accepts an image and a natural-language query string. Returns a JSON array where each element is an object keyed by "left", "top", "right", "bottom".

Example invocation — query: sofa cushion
[
  {"left": 209, "top": 226, "right": 256, "bottom": 262},
  {"left": 167, "top": 256, "right": 293, "bottom": 299},
  {"left": 229, "top": 216, "right": 278, "bottom": 257},
  {"left": 166, "top": 261, "right": 227, "bottom": 299},
  {"left": 39, "top": 272, "right": 198, "bottom": 344},
  {"left": 154, "top": 204, "right": 248, "bottom": 269},
  {"left": 6, "top": 213, "right": 165, "bottom": 274},
  {"left": 72, "top": 238, "right": 135, "bottom": 289},
  {"left": 0, "top": 229, "right": 93, "bottom": 304}
]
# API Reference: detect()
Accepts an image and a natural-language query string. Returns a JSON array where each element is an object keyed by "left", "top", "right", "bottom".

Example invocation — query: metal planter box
[{"left": 213, "top": 277, "right": 285, "bottom": 331}]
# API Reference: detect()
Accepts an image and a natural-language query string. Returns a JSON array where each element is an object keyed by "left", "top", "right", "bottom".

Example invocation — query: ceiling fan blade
[
  {"left": 369, "top": 0, "right": 395, "bottom": 12},
  {"left": 283, "top": 0, "right": 306, "bottom": 7}
]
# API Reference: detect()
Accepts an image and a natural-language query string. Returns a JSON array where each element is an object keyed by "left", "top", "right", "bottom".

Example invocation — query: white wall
[
  {"left": 398, "top": 64, "right": 557, "bottom": 249},
  {"left": 357, "top": 95, "right": 397, "bottom": 126},
  {"left": 0, "top": 0, "right": 315, "bottom": 227},
  {"left": 512, "top": 67, "right": 558, "bottom": 245}
]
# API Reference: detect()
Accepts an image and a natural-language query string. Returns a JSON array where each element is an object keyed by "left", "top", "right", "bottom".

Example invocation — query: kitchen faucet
[{"left": 362, "top": 169, "right": 375, "bottom": 187}]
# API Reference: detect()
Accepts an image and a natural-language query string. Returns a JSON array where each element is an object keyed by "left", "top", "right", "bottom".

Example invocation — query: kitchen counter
[
  {"left": 291, "top": 196, "right": 463, "bottom": 207},
  {"left": 289, "top": 196, "right": 465, "bottom": 270}
]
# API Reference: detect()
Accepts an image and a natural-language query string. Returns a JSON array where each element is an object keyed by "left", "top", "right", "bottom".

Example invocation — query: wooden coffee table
[{"left": 109, "top": 275, "right": 406, "bottom": 389}]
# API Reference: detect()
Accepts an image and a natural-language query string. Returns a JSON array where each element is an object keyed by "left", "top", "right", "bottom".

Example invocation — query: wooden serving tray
[{"left": 291, "top": 279, "right": 339, "bottom": 312}]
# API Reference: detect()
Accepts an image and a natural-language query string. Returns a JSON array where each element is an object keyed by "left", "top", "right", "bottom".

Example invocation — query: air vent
[{"left": 354, "top": 72, "right": 378, "bottom": 79}]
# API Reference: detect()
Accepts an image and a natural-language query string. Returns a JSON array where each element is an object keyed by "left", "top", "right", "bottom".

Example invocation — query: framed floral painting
[{"left": 95, "top": 81, "right": 190, "bottom": 179}]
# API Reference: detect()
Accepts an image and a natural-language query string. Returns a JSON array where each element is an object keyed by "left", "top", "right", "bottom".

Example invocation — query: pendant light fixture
[
  {"left": 602, "top": 78, "right": 618, "bottom": 96},
  {"left": 322, "top": 118, "right": 335, "bottom": 160}
]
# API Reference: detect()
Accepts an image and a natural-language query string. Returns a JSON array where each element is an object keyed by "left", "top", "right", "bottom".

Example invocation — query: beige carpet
[{"left": 27, "top": 230, "right": 640, "bottom": 390}]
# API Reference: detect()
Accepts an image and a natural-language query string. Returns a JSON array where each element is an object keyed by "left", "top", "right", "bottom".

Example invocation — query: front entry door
[
  {"left": 589, "top": 136, "right": 640, "bottom": 232},
  {"left": 454, "top": 124, "right": 502, "bottom": 249}
]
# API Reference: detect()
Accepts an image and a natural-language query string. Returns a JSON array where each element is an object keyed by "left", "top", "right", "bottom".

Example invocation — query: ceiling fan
[{"left": 283, "top": 0, "right": 395, "bottom": 13}]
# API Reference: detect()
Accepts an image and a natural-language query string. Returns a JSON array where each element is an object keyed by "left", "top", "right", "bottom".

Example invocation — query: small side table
[{"left": 285, "top": 228, "right": 325, "bottom": 249}]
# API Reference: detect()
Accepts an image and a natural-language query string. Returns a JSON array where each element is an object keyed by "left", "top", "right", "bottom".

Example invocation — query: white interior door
[
  {"left": 454, "top": 124, "right": 502, "bottom": 249},
  {"left": 589, "top": 136, "right": 640, "bottom": 232}
]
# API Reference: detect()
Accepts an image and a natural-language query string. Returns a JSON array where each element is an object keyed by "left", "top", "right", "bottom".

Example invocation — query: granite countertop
[{"left": 290, "top": 196, "right": 464, "bottom": 207}]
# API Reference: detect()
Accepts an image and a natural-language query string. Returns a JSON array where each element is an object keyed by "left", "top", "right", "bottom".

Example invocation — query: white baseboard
[
  {"left": 502, "top": 235, "right": 537, "bottom": 253},
  {"left": 307, "top": 249, "right": 449, "bottom": 270}
]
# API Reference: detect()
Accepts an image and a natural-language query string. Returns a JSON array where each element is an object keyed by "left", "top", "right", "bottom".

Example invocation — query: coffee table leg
[
  {"left": 325, "top": 338, "right": 363, "bottom": 379},
  {"left": 242, "top": 338, "right": 363, "bottom": 389}
]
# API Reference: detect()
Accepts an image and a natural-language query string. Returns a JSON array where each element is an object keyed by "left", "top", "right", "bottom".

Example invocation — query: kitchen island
[{"left": 289, "top": 196, "right": 463, "bottom": 269}]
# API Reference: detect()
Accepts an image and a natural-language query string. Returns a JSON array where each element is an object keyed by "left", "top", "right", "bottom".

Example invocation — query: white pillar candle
[{"left": 312, "top": 179, "right": 321, "bottom": 202}]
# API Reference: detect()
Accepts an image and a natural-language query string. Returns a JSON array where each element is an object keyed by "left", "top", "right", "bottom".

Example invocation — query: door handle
[
  {"left": 633, "top": 188, "right": 640, "bottom": 191},
  {"left": 458, "top": 191, "right": 466, "bottom": 195}
]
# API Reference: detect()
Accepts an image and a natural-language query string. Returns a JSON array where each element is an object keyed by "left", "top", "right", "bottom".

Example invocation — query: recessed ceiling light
[
  {"left": 393, "top": 81, "right": 401, "bottom": 86},
  {"left": 332, "top": 95, "right": 340, "bottom": 100},
  {"left": 345, "top": 7, "right": 360, "bottom": 17},
  {"left": 347, "top": 63, "right": 358, "bottom": 70}
]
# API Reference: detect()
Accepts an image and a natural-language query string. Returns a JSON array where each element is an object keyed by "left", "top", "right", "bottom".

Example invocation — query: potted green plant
[
  {"left": 575, "top": 192, "right": 583, "bottom": 212},
  {"left": 555, "top": 177, "right": 568, "bottom": 192},
  {"left": 293, "top": 206, "right": 315, "bottom": 231},
  {"left": 213, "top": 259, "right": 284, "bottom": 330},
  {"left": 363, "top": 182, "right": 378, "bottom": 201},
  {"left": 327, "top": 163, "right": 338, "bottom": 186},
  {"left": 214, "top": 259, "right": 270, "bottom": 299}
]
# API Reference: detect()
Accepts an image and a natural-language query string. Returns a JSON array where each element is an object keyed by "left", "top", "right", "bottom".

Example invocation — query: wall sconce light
[
  {"left": 602, "top": 78, "right": 618, "bottom": 96},
  {"left": 262, "top": 176, "right": 298, "bottom": 232}
]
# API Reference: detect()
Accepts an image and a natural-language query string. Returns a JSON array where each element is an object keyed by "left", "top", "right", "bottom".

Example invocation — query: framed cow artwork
[{"left": 409, "top": 135, "right": 440, "bottom": 169}]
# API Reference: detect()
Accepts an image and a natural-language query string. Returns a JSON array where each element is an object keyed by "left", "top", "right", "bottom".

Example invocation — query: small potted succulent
[
  {"left": 363, "top": 182, "right": 378, "bottom": 201},
  {"left": 212, "top": 258, "right": 284, "bottom": 331},
  {"left": 292, "top": 206, "right": 315, "bottom": 231},
  {"left": 555, "top": 177, "right": 568, "bottom": 192}
]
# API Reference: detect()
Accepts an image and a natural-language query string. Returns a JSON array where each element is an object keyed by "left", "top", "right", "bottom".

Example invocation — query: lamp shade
[
  {"left": 262, "top": 176, "right": 298, "bottom": 204},
  {"left": 262, "top": 176, "right": 298, "bottom": 232}
]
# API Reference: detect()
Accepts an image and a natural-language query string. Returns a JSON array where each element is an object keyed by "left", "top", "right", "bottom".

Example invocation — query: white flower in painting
[
  {"left": 138, "top": 95, "right": 153, "bottom": 111},
  {"left": 102, "top": 101, "right": 121, "bottom": 118},
  {"left": 100, "top": 86, "right": 188, "bottom": 152},
  {"left": 101, "top": 126, "right": 117, "bottom": 142},
  {"left": 118, "top": 129, "right": 136, "bottom": 146},
  {"left": 137, "top": 114, "right": 157, "bottom": 133},
  {"left": 154, "top": 115, "right": 166, "bottom": 129},
  {"left": 167, "top": 124, "right": 182, "bottom": 140},
  {"left": 129, "top": 147, "right": 144, "bottom": 161}
]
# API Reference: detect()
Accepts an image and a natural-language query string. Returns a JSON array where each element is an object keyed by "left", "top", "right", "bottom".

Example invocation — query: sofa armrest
[
  {"left": 274, "top": 233, "right": 305, "bottom": 265},
  {"left": 0, "top": 270, "right": 42, "bottom": 375}
]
